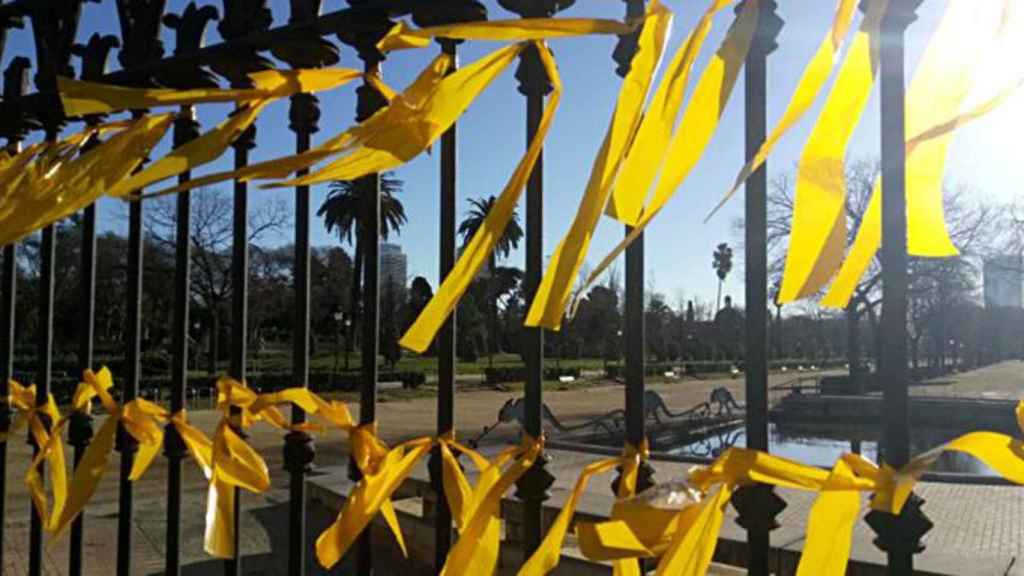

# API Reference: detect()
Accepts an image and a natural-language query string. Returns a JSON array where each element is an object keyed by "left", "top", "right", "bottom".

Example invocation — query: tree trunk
[
  {"left": 349, "top": 237, "right": 363, "bottom": 359},
  {"left": 488, "top": 253, "right": 497, "bottom": 367},
  {"left": 208, "top": 306, "right": 219, "bottom": 376},
  {"left": 716, "top": 279, "right": 722, "bottom": 314},
  {"left": 847, "top": 303, "right": 862, "bottom": 393},
  {"left": 865, "top": 303, "right": 882, "bottom": 377}
]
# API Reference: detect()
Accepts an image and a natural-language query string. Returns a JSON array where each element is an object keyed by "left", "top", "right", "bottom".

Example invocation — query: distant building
[
  {"left": 983, "top": 256, "right": 1023, "bottom": 309},
  {"left": 381, "top": 243, "right": 407, "bottom": 290}
]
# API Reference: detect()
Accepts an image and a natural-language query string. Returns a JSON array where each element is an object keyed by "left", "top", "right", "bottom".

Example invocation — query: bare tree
[
  {"left": 762, "top": 160, "right": 997, "bottom": 378},
  {"left": 147, "top": 188, "right": 290, "bottom": 374}
]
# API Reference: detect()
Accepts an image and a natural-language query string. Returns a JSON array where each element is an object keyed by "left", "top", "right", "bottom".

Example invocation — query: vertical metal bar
[
  {"left": 0, "top": 242, "right": 13, "bottom": 576},
  {"left": 519, "top": 42, "right": 549, "bottom": 559},
  {"left": 226, "top": 116, "right": 254, "bottom": 576},
  {"left": 165, "top": 108, "right": 197, "bottom": 576},
  {"left": 878, "top": 2, "right": 917, "bottom": 572},
  {"left": 736, "top": 3, "right": 783, "bottom": 574},
  {"left": 30, "top": 221, "right": 55, "bottom": 576},
  {"left": 343, "top": 43, "right": 389, "bottom": 572},
  {"left": 619, "top": 2, "right": 646, "bottom": 457},
  {"left": 743, "top": 20, "right": 771, "bottom": 576},
  {"left": 71, "top": 196, "right": 98, "bottom": 576},
  {"left": 286, "top": 90, "right": 317, "bottom": 576},
  {"left": 624, "top": 225, "right": 644, "bottom": 446},
  {"left": 434, "top": 39, "right": 458, "bottom": 572},
  {"left": 118, "top": 112, "right": 146, "bottom": 574},
  {"left": 355, "top": 141, "right": 381, "bottom": 576},
  {"left": 0, "top": 133, "right": 21, "bottom": 576}
]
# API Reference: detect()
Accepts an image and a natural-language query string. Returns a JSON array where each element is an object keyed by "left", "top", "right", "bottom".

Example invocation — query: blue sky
[{"left": 4, "top": 0, "right": 1021, "bottom": 309}]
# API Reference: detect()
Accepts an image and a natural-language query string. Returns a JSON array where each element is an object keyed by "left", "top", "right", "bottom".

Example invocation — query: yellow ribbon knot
[
  {"left": 1, "top": 380, "right": 67, "bottom": 531},
  {"left": 520, "top": 439, "right": 648, "bottom": 576},
  {"left": 50, "top": 367, "right": 168, "bottom": 538},
  {"left": 315, "top": 423, "right": 433, "bottom": 569},
  {"left": 438, "top": 433, "right": 544, "bottom": 576},
  {"left": 203, "top": 376, "right": 276, "bottom": 558}
]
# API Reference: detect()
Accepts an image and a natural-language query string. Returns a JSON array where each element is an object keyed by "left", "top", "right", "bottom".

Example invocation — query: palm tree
[
  {"left": 712, "top": 242, "right": 733, "bottom": 314},
  {"left": 318, "top": 173, "right": 406, "bottom": 360},
  {"left": 459, "top": 196, "right": 524, "bottom": 365}
]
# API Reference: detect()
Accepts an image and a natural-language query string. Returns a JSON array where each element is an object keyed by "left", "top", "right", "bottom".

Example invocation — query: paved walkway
[{"left": 2, "top": 364, "right": 1022, "bottom": 574}]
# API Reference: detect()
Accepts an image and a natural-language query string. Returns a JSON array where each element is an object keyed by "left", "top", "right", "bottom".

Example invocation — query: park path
[{"left": 3, "top": 363, "right": 1021, "bottom": 574}]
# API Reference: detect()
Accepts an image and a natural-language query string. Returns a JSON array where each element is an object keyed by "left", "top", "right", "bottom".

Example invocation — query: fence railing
[{"left": 0, "top": 1, "right": 937, "bottom": 576}]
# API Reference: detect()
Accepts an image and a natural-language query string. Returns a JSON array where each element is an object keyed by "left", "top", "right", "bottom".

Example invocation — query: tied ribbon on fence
[
  {"left": 818, "top": 0, "right": 1022, "bottom": 307},
  {"left": 0, "top": 114, "right": 174, "bottom": 247},
  {"left": 399, "top": 40, "right": 560, "bottom": 353},
  {"left": 313, "top": 427, "right": 544, "bottom": 574},
  {"left": 55, "top": 68, "right": 362, "bottom": 202},
  {"left": 49, "top": 367, "right": 168, "bottom": 538},
  {"left": 567, "top": 0, "right": 761, "bottom": 320},
  {"left": 519, "top": 440, "right": 647, "bottom": 576},
  {"left": 571, "top": 401, "right": 1024, "bottom": 576},
  {"left": 437, "top": 433, "right": 543, "bottom": 576},
  {"left": 315, "top": 424, "right": 433, "bottom": 569},
  {"left": 201, "top": 376, "right": 284, "bottom": 558},
  {"left": 524, "top": 0, "right": 671, "bottom": 330},
  {"left": 0, "top": 380, "right": 66, "bottom": 530}
]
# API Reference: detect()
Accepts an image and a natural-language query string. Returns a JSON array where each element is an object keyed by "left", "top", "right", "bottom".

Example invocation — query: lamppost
[{"left": 334, "top": 310, "right": 352, "bottom": 372}]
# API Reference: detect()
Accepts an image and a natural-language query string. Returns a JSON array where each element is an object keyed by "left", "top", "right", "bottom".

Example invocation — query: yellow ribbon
[
  {"left": 0, "top": 113, "right": 174, "bottom": 247},
  {"left": 58, "top": 68, "right": 361, "bottom": 116},
  {"left": 144, "top": 53, "right": 451, "bottom": 198},
  {"left": 50, "top": 367, "right": 169, "bottom": 538},
  {"left": 775, "top": 0, "right": 886, "bottom": 303},
  {"left": 524, "top": 1, "right": 672, "bottom": 330},
  {"left": 202, "top": 376, "right": 280, "bottom": 558},
  {"left": 520, "top": 441, "right": 648, "bottom": 576},
  {"left": 400, "top": 40, "right": 561, "bottom": 353},
  {"left": 377, "top": 17, "right": 638, "bottom": 53},
  {"left": 570, "top": 0, "right": 760, "bottom": 317},
  {"left": 438, "top": 433, "right": 544, "bottom": 576},
  {"left": 1, "top": 380, "right": 67, "bottom": 531},
  {"left": 315, "top": 424, "right": 433, "bottom": 569},
  {"left": 706, "top": 0, "right": 860, "bottom": 221},
  {"left": 820, "top": 0, "right": 1019, "bottom": 307}
]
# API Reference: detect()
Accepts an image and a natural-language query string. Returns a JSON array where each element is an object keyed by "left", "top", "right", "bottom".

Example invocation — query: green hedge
[
  {"left": 30, "top": 369, "right": 427, "bottom": 405},
  {"left": 484, "top": 366, "right": 581, "bottom": 385},
  {"left": 604, "top": 359, "right": 848, "bottom": 379}
]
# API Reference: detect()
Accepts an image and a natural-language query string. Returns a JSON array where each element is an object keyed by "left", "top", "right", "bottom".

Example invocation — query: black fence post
[
  {"left": 613, "top": 0, "right": 656, "bottom": 504},
  {"left": 411, "top": 3, "right": 487, "bottom": 571},
  {"left": 731, "top": 3, "right": 785, "bottom": 575},
  {"left": 865, "top": 1, "right": 932, "bottom": 572},
  {"left": 215, "top": 3, "right": 274, "bottom": 574},
  {"left": 157, "top": 4, "right": 209, "bottom": 575},
  {"left": 27, "top": 1, "right": 82, "bottom": 573},
  {"left": 67, "top": 32, "right": 119, "bottom": 576},
  {"left": 338, "top": 7, "right": 392, "bottom": 573},
  {"left": 500, "top": 0, "right": 561, "bottom": 559},
  {"left": 279, "top": 2, "right": 333, "bottom": 572},
  {"left": 0, "top": 52, "right": 29, "bottom": 576}
]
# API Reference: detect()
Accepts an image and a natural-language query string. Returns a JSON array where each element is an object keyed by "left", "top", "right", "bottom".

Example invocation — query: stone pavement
[{"left": 2, "top": 364, "right": 1022, "bottom": 574}]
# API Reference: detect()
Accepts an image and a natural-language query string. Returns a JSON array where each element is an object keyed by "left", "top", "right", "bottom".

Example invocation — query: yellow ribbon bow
[
  {"left": 578, "top": 447, "right": 831, "bottom": 576},
  {"left": 315, "top": 423, "right": 433, "bottom": 569},
  {"left": 202, "top": 376, "right": 280, "bottom": 558},
  {"left": 437, "top": 433, "right": 544, "bottom": 576},
  {"left": 520, "top": 440, "right": 648, "bottom": 576},
  {"left": 50, "top": 367, "right": 169, "bottom": 538},
  {"left": 1, "top": 380, "right": 67, "bottom": 530}
]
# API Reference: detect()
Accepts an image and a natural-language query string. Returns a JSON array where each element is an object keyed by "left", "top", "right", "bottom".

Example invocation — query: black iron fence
[{"left": 0, "top": 1, "right": 936, "bottom": 575}]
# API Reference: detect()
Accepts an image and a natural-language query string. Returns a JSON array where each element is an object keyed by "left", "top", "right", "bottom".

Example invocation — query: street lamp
[{"left": 334, "top": 310, "right": 352, "bottom": 372}]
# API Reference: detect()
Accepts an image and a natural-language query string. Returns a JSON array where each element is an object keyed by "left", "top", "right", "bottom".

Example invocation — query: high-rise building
[
  {"left": 381, "top": 242, "right": 408, "bottom": 291},
  {"left": 984, "top": 256, "right": 1023, "bottom": 308}
]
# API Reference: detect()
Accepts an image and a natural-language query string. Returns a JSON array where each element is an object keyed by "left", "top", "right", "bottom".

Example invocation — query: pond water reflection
[{"left": 661, "top": 421, "right": 999, "bottom": 476}]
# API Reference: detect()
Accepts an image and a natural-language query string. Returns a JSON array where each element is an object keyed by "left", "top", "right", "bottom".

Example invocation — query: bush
[{"left": 484, "top": 366, "right": 580, "bottom": 385}]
